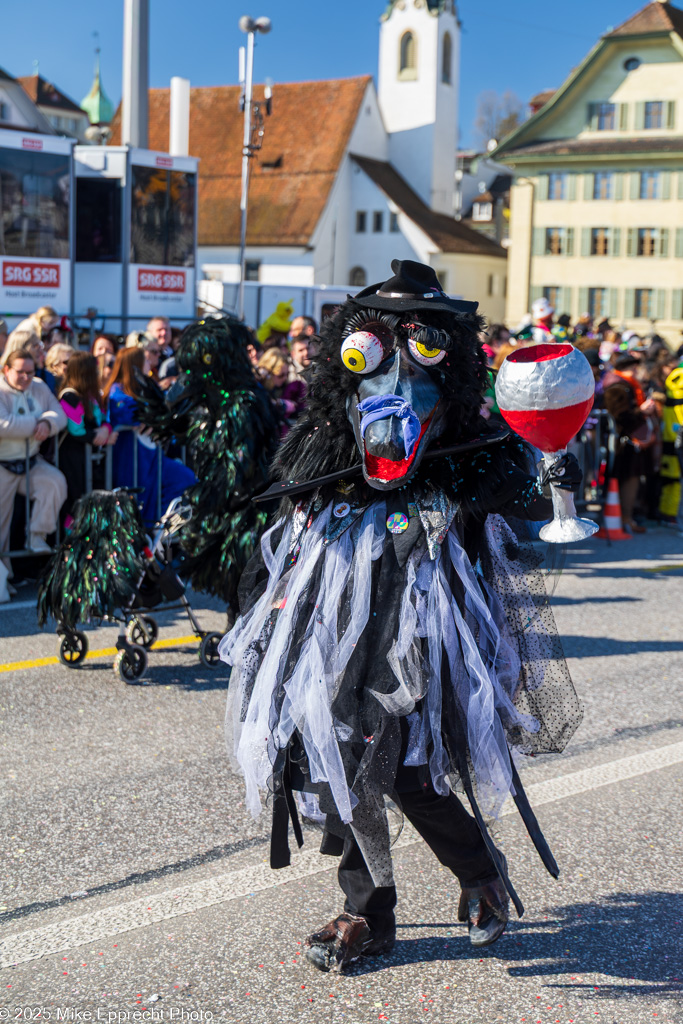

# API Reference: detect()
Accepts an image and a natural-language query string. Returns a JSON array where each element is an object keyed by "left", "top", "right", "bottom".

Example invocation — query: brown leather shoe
[
  {"left": 458, "top": 877, "right": 510, "bottom": 948},
  {"left": 304, "top": 913, "right": 395, "bottom": 973}
]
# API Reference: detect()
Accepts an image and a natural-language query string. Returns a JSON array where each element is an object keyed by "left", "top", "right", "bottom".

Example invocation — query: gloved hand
[{"left": 538, "top": 451, "right": 582, "bottom": 492}]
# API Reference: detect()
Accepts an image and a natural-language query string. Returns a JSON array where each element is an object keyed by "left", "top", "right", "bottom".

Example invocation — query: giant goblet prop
[{"left": 495, "top": 343, "right": 598, "bottom": 543}]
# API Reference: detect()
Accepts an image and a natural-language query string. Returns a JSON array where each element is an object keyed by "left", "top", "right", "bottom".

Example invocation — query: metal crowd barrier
[{"left": 0, "top": 425, "right": 188, "bottom": 561}]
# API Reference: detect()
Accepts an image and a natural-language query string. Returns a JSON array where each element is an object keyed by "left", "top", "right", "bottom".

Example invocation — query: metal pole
[
  {"left": 122, "top": 0, "right": 149, "bottom": 148},
  {"left": 237, "top": 30, "right": 255, "bottom": 322}
]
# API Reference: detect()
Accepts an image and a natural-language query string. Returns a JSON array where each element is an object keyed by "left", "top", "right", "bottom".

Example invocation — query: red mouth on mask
[{"left": 364, "top": 416, "right": 432, "bottom": 481}]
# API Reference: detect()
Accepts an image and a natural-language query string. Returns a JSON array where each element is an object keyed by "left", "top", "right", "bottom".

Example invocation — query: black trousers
[{"left": 338, "top": 767, "right": 499, "bottom": 933}]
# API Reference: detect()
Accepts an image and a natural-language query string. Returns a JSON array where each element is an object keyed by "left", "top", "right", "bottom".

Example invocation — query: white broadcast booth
[
  {"left": 0, "top": 127, "right": 198, "bottom": 334},
  {"left": 73, "top": 145, "right": 199, "bottom": 333}
]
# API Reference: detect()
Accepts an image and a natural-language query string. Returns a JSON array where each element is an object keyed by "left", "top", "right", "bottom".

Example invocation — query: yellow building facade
[{"left": 495, "top": 0, "right": 683, "bottom": 343}]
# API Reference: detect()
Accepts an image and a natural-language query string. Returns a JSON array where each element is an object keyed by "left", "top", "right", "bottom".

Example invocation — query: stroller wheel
[
  {"left": 58, "top": 631, "right": 89, "bottom": 667},
  {"left": 199, "top": 631, "right": 223, "bottom": 669},
  {"left": 126, "top": 615, "right": 159, "bottom": 650},
  {"left": 114, "top": 644, "right": 148, "bottom": 683}
]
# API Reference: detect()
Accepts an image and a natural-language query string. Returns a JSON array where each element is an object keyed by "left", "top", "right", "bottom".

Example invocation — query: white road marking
[{"left": 1, "top": 739, "right": 682, "bottom": 968}]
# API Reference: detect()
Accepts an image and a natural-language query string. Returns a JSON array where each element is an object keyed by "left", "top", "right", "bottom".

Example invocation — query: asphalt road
[{"left": 0, "top": 529, "right": 682, "bottom": 1024}]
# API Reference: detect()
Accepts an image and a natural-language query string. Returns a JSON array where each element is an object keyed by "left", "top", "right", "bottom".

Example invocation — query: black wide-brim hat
[{"left": 350, "top": 259, "right": 479, "bottom": 315}]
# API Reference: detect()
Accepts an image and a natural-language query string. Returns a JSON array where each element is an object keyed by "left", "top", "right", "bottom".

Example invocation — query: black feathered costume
[{"left": 219, "top": 262, "right": 583, "bottom": 970}]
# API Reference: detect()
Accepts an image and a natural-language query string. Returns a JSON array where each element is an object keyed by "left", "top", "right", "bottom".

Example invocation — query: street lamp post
[{"left": 237, "top": 15, "right": 272, "bottom": 322}]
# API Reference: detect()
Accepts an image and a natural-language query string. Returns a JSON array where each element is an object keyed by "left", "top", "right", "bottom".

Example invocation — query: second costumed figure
[{"left": 219, "top": 261, "right": 584, "bottom": 972}]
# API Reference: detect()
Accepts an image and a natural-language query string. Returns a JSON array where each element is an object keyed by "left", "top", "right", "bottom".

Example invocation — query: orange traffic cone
[{"left": 596, "top": 477, "right": 632, "bottom": 540}]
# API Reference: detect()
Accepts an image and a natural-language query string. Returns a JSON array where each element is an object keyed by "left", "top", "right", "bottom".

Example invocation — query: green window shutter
[
  {"left": 627, "top": 228, "right": 637, "bottom": 256},
  {"left": 578, "top": 287, "right": 589, "bottom": 314},
  {"left": 676, "top": 227, "right": 683, "bottom": 258},
  {"left": 624, "top": 289, "right": 635, "bottom": 317},
  {"left": 562, "top": 287, "right": 573, "bottom": 315},
  {"left": 666, "top": 100, "right": 676, "bottom": 130},
  {"left": 537, "top": 174, "right": 549, "bottom": 201},
  {"left": 634, "top": 102, "right": 645, "bottom": 130},
  {"left": 565, "top": 227, "right": 575, "bottom": 256},
  {"left": 587, "top": 102, "right": 598, "bottom": 130},
  {"left": 678, "top": 171, "right": 683, "bottom": 200},
  {"left": 532, "top": 227, "right": 545, "bottom": 256},
  {"left": 568, "top": 173, "right": 577, "bottom": 201},
  {"left": 615, "top": 172, "right": 624, "bottom": 200},
  {"left": 584, "top": 172, "right": 595, "bottom": 200},
  {"left": 672, "top": 288, "right": 683, "bottom": 320},
  {"left": 581, "top": 227, "right": 592, "bottom": 257},
  {"left": 630, "top": 172, "right": 640, "bottom": 200},
  {"left": 608, "top": 288, "right": 619, "bottom": 318},
  {"left": 530, "top": 285, "right": 543, "bottom": 303},
  {"left": 656, "top": 289, "right": 667, "bottom": 320},
  {"left": 659, "top": 227, "right": 670, "bottom": 257},
  {"left": 619, "top": 103, "right": 629, "bottom": 131},
  {"left": 611, "top": 227, "right": 621, "bottom": 257},
  {"left": 661, "top": 170, "right": 672, "bottom": 199}
]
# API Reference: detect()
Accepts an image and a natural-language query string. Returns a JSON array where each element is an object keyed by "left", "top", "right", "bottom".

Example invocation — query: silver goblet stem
[{"left": 538, "top": 449, "right": 599, "bottom": 543}]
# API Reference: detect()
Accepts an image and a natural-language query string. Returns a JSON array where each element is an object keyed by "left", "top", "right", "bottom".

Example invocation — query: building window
[
  {"left": 399, "top": 32, "right": 417, "bottom": 80},
  {"left": 0, "top": 101, "right": 9, "bottom": 121},
  {"left": 548, "top": 172, "right": 567, "bottom": 200},
  {"left": 637, "top": 228, "right": 657, "bottom": 256},
  {"left": 588, "top": 288, "right": 607, "bottom": 318},
  {"left": 349, "top": 266, "right": 367, "bottom": 287},
  {"left": 593, "top": 172, "right": 613, "bottom": 199},
  {"left": 245, "top": 260, "right": 260, "bottom": 281},
  {"left": 639, "top": 171, "right": 660, "bottom": 199},
  {"left": 373, "top": 211, "right": 384, "bottom": 233},
  {"left": 543, "top": 286, "right": 561, "bottom": 310},
  {"left": 591, "top": 228, "right": 611, "bottom": 256},
  {"left": 597, "top": 103, "right": 616, "bottom": 131},
  {"left": 644, "top": 101, "right": 664, "bottom": 129},
  {"left": 545, "top": 227, "right": 571, "bottom": 255},
  {"left": 634, "top": 288, "right": 654, "bottom": 318},
  {"left": 473, "top": 201, "right": 492, "bottom": 221},
  {"left": 355, "top": 211, "right": 367, "bottom": 233},
  {"left": 389, "top": 211, "right": 399, "bottom": 233},
  {"left": 442, "top": 32, "right": 452, "bottom": 84},
  {"left": 624, "top": 56, "right": 641, "bottom": 72}
]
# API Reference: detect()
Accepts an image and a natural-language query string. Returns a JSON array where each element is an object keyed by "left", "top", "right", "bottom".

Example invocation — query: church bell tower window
[
  {"left": 442, "top": 32, "right": 452, "bottom": 84},
  {"left": 399, "top": 31, "right": 417, "bottom": 80}
]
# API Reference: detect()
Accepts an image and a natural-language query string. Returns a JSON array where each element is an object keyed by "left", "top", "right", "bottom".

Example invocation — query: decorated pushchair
[{"left": 38, "top": 491, "right": 224, "bottom": 682}]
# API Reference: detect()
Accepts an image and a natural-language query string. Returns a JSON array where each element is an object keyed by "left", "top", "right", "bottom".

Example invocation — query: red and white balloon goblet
[{"left": 495, "top": 343, "right": 598, "bottom": 543}]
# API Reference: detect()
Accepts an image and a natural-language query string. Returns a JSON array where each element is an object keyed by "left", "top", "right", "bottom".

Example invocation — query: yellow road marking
[
  {"left": 0, "top": 635, "right": 200, "bottom": 674},
  {"left": 643, "top": 563, "right": 683, "bottom": 573}
]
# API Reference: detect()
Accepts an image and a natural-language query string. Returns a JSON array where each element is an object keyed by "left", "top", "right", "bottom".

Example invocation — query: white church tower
[{"left": 378, "top": 0, "right": 460, "bottom": 215}]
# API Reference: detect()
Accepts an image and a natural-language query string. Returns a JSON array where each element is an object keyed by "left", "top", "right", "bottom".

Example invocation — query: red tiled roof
[
  {"left": 17, "top": 74, "right": 84, "bottom": 114},
  {"left": 109, "top": 77, "right": 372, "bottom": 247},
  {"left": 607, "top": 1, "right": 683, "bottom": 37},
  {"left": 351, "top": 155, "right": 506, "bottom": 257}
]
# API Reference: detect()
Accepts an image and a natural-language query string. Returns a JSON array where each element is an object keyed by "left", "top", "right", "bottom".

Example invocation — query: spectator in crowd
[
  {"left": 552, "top": 314, "right": 575, "bottom": 343},
  {"left": 13, "top": 305, "right": 59, "bottom": 343},
  {"left": 257, "top": 348, "right": 306, "bottom": 435},
  {"left": 244, "top": 330, "right": 262, "bottom": 368},
  {"left": 58, "top": 353, "right": 117, "bottom": 519},
  {"left": 655, "top": 351, "right": 683, "bottom": 524},
  {"left": 288, "top": 335, "right": 311, "bottom": 385},
  {"left": 104, "top": 348, "right": 196, "bottom": 523},
  {"left": 288, "top": 315, "right": 318, "bottom": 342},
  {"left": 0, "top": 349, "right": 67, "bottom": 564},
  {"left": 481, "top": 324, "right": 510, "bottom": 365},
  {"left": 0, "top": 319, "right": 8, "bottom": 359},
  {"left": 603, "top": 353, "right": 658, "bottom": 533},
  {"left": 574, "top": 313, "right": 594, "bottom": 339},
  {"left": 45, "top": 343, "right": 75, "bottom": 388},
  {"left": 91, "top": 335, "right": 118, "bottom": 390},
  {"left": 2, "top": 330, "right": 57, "bottom": 395},
  {"left": 528, "top": 297, "right": 555, "bottom": 343},
  {"left": 146, "top": 316, "right": 172, "bottom": 358},
  {"left": 126, "top": 330, "right": 161, "bottom": 380},
  {"left": 158, "top": 327, "right": 186, "bottom": 386}
]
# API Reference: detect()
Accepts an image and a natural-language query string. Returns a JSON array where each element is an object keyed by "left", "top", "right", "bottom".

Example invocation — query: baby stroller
[{"left": 39, "top": 491, "right": 224, "bottom": 682}]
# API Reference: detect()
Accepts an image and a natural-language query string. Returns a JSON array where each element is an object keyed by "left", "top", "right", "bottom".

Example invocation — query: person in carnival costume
[{"left": 219, "top": 261, "right": 584, "bottom": 972}]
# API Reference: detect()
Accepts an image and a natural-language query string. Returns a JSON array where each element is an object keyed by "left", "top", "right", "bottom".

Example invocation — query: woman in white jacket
[{"left": 0, "top": 348, "right": 67, "bottom": 579}]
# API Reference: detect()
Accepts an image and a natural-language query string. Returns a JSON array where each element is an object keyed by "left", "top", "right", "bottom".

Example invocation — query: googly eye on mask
[
  {"left": 341, "top": 331, "right": 385, "bottom": 374},
  {"left": 407, "top": 336, "right": 446, "bottom": 366}
]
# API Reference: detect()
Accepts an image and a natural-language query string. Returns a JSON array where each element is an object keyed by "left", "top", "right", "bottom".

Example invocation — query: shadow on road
[
  {"left": 348, "top": 891, "right": 682, "bottom": 1001},
  {"left": 562, "top": 636, "right": 681, "bottom": 658}
]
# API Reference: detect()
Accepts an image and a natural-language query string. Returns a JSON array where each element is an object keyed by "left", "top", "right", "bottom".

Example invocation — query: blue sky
[{"left": 4, "top": 0, "right": 643, "bottom": 146}]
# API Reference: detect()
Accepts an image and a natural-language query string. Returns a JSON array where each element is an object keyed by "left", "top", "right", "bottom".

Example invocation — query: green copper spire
[{"left": 80, "top": 50, "right": 115, "bottom": 125}]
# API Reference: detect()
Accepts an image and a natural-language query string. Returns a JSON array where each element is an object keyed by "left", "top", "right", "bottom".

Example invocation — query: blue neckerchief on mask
[{"left": 357, "top": 394, "right": 422, "bottom": 460}]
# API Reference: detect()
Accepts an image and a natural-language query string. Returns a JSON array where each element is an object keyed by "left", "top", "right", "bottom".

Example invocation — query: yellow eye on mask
[
  {"left": 408, "top": 336, "right": 446, "bottom": 366},
  {"left": 340, "top": 331, "right": 385, "bottom": 374}
]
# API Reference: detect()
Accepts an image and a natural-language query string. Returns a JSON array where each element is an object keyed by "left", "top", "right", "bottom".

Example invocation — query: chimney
[
  {"left": 169, "top": 77, "right": 190, "bottom": 156},
  {"left": 121, "top": 0, "right": 149, "bottom": 148}
]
